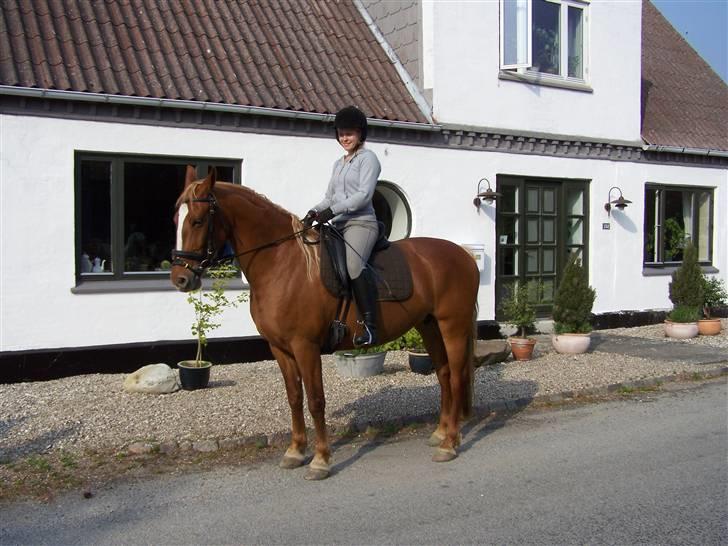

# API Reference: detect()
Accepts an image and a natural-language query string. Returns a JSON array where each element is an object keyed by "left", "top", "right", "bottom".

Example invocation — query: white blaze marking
[{"left": 176, "top": 203, "right": 188, "bottom": 251}]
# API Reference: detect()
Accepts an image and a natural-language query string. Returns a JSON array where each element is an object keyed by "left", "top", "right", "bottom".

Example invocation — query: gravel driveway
[{"left": 1, "top": 321, "right": 726, "bottom": 463}]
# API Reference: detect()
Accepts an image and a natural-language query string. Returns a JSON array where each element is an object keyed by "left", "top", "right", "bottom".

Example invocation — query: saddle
[{"left": 320, "top": 224, "right": 413, "bottom": 302}]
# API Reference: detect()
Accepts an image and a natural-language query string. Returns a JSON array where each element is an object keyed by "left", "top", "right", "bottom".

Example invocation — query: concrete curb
[{"left": 125, "top": 365, "right": 728, "bottom": 456}]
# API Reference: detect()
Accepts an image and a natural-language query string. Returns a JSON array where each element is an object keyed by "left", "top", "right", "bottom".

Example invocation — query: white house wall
[
  {"left": 1, "top": 114, "right": 726, "bottom": 352},
  {"left": 429, "top": 0, "right": 643, "bottom": 143}
]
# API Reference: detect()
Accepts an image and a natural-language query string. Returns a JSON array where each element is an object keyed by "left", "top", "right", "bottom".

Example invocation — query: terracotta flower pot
[
  {"left": 663, "top": 320, "right": 699, "bottom": 339},
  {"left": 509, "top": 337, "right": 537, "bottom": 361},
  {"left": 552, "top": 332, "right": 591, "bottom": 354},
  {"left": 698, "top": 318, "right": 722, "bottom": 336}
]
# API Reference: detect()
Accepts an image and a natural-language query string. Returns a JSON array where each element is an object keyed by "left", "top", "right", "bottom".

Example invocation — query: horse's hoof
[
  {"left": 432, "top": 447, "right": 458, "bottom": 463},
  {"left": 304, "top": 467, "right": 330, "bottom": 481},
  {"left": 279, "top": 456, "right": 305, "bottom": 469},
  {"left": 428, "top": 430, "right": 445, "bottom": 447}
]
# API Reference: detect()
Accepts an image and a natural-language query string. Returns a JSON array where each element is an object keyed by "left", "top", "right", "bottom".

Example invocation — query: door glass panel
[
  {"left": 543, "top": 248, "right": 555, "bottom": 273},
  {"left": 567, "top": 217, "right": 583, "bottom": 245},
  {"left": 541, "top": 278, "right": 555, "bottom": 303},
  {"left": 542, "top": 188, "right": 555, "bottom": 213},
  {"left": 526, "top": 188, "right": 539, "bottom": 212},
  {"left": 527, "top": 218, "right": 539, "bottom": 243},
  {"left": 542, "top": 218, "right": 555, "bottom": 243},
  {"left": 501, "top": 185, "right": 518, "bottom": 213},
  {"left": 526, "top": 249, "right": 539, "bottom": 273},
  {"left": 501, "top": 216, "right": 518, "bottom": 245},
  {"left": 501, "top": 247, "right": 518, "bottom": 275},
  {"left": 566, "top": 187, "right": 584, "bottom": 215}
]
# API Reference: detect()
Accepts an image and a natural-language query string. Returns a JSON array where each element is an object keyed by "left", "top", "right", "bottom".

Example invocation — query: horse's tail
[{"left": 462, "top": 303, "right": 478, "bottom": 419}]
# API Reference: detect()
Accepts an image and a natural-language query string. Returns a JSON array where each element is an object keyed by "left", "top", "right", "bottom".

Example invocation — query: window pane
[
  {"left": 526, "top": 249, "right": 539, "bottom": 273},
  {"left": 541, "top": 278, "right": 555, "bottom": 303},
  {"left": 503, "top": 0, "right": 530, "bottom": 66},
  {"left": 501, "top": 247, "right": 518, "bottom": 275},
  {"left": 542, "top": 217, "right": 555, "bottom": 243},
  {"left": 501, "top": 185, "right": 518, "bottom": 213},
  {"left": 543, "top": 248, "right": 555, "bottom": 273},
  {"left": 532, "top": 0, "right": 560, "bottom": 75},
  {"left": 566, "top": 187, "right": 584, "bottom": 215},
  {"left": 527, "top": 218, "right": 539, "bottom": 243},
  {"left": 664, "top": 190, "right": 689, "bottom": 262},
  {"left": 567, "top": 6, "right": 583, "bottom": 78},
  {"left": 80, "top": 160, "right": 112, "bottom": 274},
  {"left": 567, "top": 217, "right": 583, "bottom": 245},
  {"left": 124, "top": 163, "right": 187, "bottom": 272},
  {"left": 214, "top": 165, "right": 234, "bottom": 182},
  {"left": 526, "top": 188, "right": 539, "bottom": 212},
  {"left": 696, "top": 191, "right": 711, "bottom": 261},
  {"left": 501, "top": 215, "right": 519, "bottom": 245},
  {"left": 542, "top": 188, "right": 555, "bottom": 213},
  {"left": 643, "top": 188, "right": 658, "bottom": 263}
]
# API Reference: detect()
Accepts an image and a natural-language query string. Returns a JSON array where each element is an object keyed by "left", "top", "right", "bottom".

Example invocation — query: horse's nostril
[{"left": 175, "top": 276, "right": 188, "bottom": 289}]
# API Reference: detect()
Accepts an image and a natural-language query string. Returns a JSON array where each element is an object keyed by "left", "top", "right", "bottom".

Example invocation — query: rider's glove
[
  {"left": 302, "top": 210, "right": 317, "bottom": 229},
  {"left": 316, "top": 207, "right": 335, "bottom": 224}
]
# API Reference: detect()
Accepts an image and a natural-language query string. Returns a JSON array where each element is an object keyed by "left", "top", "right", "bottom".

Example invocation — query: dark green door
[{"left": 496, "top": 176, "right": 589, "bottom": 318}]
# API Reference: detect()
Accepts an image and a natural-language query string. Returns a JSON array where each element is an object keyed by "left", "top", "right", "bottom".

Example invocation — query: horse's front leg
[
  {"left": 270, "top": 346, "right": 307, "bottom": 469},
  {"left": 293, "top": 340, "right": 331, "bottom": 480}
]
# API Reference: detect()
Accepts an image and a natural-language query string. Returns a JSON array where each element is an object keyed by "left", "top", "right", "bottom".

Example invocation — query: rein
[{"left": 172, "top": 192, "right": 318, "bottom": 277}]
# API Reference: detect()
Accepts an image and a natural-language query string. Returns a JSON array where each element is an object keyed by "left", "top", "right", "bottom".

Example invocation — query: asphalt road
[{"left": 2, "top": 380, "right": 726, "bottom": 545}]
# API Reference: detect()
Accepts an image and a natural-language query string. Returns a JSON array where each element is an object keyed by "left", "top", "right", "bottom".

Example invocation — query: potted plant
[
  {"left": 400, "top": 328, "right": 433, "bottom": 375},
  {"left": 551, "top": 255, "right": 597, "bottom": 354},
  {"left": 178, "top": 264, "right": 247, "bottom": 390},
  {"left": 334, "top": 344, "right": 388, "bottom": 378},
  {"left": 665, "top": 242, "right": 703, "bottom": 339},
  {"left": 699, "top": 275, "right": 727, "bottom": 335},
  {"left": 500, "top": 281, "right": 538, "bottom": 361}
]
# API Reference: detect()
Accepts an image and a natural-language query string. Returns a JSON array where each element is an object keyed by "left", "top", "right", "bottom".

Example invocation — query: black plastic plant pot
[
  {"left": 177, "top": 360, "right": 212, "bottom": 390},
  {"left": 408, "top": 352, "right": 433, "bottom": 375}
]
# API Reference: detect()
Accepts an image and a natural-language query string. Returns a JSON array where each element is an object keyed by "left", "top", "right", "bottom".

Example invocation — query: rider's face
[{"left": 337, "top": 129, "right": 361, "bottom": 154}]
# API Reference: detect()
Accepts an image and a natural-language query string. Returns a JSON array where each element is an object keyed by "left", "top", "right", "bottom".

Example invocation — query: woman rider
[{"left": 303, "top": 106, "right": 381, "bottom": 347}]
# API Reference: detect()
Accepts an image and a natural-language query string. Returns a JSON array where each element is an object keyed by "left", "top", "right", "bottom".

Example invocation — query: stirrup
[{"left": 353, "top": 321, "right": 376, "bottom": 347}]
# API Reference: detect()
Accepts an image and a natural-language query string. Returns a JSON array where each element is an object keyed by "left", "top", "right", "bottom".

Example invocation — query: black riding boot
[{"left": 351, "top": 269, "right": 378, "bottom": 347}]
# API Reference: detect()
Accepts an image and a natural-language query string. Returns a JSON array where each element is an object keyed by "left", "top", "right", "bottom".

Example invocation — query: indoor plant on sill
[
  {"left": 334, "top": 344, "right": 388, "bottom": 378},
  {"left": 551, "top": 255, "right": 597, "bottom": 354},
  {"left": 500, "top": 281, "right": 538, "bottom": 361},
  {"left": 665, "top": 241, "right": 702, "bottom": 340},
  {"left": 179, "top": 264, "right": 247, "bottom": 390},
  {"left": 698, "top": 275, "right": 727, "bottom": 335}
]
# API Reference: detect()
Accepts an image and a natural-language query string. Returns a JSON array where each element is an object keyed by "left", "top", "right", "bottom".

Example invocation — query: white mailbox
[{"left": 462, "top": 244, "right": 486, "bottom": 271}]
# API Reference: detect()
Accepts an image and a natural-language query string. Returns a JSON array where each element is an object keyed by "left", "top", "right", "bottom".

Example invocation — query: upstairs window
[
  {"left": 643, "top": 184, "right": 714, "bottom": 267},
  {"left": 500, "top": 0, "right": 588, "bottom": 81}
]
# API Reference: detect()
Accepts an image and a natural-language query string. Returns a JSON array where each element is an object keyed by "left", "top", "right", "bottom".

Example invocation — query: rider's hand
[
  {"left": 316, "top": 208, "right": 335, "bottom": 224},
  {"left": 302, "top": 210, "right": 317, "bottom": 229}
]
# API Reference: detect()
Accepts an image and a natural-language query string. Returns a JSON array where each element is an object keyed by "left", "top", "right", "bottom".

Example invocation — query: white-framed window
[{"left": 500, "top": 0, "right": 588, "bottom": 81}]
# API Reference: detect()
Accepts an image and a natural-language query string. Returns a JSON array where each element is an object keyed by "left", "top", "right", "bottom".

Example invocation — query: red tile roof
[
  {"left": 642, "top": 1, "right": 728, "bottom": 152},
  {"left": 0, "top": 0, "right": 428, "bottom": 123}
]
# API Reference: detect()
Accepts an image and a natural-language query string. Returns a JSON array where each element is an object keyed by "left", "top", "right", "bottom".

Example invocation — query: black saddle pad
[{"left": 320, "top": 229, "right": 413, "bottom": 302}]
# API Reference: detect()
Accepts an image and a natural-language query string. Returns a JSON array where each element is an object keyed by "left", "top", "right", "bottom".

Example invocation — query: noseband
[{"left": 171, "top": 194, "right": 219, "bottom": 278}]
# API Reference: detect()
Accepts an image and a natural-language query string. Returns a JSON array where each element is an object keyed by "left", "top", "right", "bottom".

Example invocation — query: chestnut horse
[{"left": 171, "top": 166, "right": 479, "bottom": 480}]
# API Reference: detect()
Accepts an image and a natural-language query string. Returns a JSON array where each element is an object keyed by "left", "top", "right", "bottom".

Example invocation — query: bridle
[
  {"left": 171, "top": 191, "right": 317, "bottom": 280},
  {"left": 171, "top": 194, "right": 220, "bottom": 278}
]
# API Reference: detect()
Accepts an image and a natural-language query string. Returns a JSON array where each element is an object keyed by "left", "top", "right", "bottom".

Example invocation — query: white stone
[{"left": 123, "top": 363, "right": 179, "bottom": 394}]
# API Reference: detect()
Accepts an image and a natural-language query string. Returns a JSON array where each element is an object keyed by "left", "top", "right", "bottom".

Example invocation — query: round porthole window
[{"left": 373, "top": 181, "right": 411, "bottom": 241}]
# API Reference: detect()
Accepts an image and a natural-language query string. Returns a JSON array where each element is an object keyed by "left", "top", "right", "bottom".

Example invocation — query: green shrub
[
  {"left": 552, "top": 255, "right": 596, "bottom": 334},
  {"left": 668, "top": 305, "right": 701, "bottom": 323},
  {"left": 500, "top": 281, "right": 537, "bottom": 338},
  {"left": 669, "top": 242, "right": 703, "bottom": 309},
  {"left": 701, "top": 275, "right": 728, "bottom": 318}
]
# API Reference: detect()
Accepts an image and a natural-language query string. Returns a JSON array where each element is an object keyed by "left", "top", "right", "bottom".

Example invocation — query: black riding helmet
[{"left": 334, "top": 106, "right": 368, "bottom": 142}]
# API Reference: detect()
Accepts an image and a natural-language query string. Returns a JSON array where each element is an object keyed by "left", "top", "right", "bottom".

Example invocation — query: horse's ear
[
  {"left": 201, "top": 166, "right": 217, "bottom": 191},
  {"left": 184, "top": 165, "right": 197, "bottom": 188}
]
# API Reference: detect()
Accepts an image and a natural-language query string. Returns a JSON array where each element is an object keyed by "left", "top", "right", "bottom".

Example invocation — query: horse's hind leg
[{"left": 270, "top": 346, "right": 307, "bottom": 469}]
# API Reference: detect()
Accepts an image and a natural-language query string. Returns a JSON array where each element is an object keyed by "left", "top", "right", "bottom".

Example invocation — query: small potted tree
[
  {"left": 665, "top": 241, "right": 703, "bottom": 339},
  {"left": 699, "top": 275, "right": 727, "bottom": 335},
  {"left": 551, "top": 255, "right": 597, "bottom": 354},
  {"left": 178, "top": 264, "right": 247, "bottom": 390},
  {"left": 500, "top": 281, "right": 538, "bottom": 360}
]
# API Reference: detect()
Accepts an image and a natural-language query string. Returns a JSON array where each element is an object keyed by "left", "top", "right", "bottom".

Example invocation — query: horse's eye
[{"left": 191, "top": 219, "right": 204, "bottom": 227}]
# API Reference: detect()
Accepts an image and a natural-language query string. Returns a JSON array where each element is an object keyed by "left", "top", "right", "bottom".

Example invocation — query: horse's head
[{"left": 171, "top": 165, "right": 227, "bottom": 292}]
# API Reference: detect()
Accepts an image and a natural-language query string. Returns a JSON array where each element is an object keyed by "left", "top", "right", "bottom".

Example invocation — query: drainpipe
[{"left": 0, "top": 85, "right": 442, "bottom": 133}]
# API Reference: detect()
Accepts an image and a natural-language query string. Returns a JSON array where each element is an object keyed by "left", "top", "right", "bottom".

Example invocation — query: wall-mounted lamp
[
  {"left": 473, "top": 177, "right": 502, "bottom": 208},
  {"left": 604, "top": 186, "right": 632, "bottom": 216}
]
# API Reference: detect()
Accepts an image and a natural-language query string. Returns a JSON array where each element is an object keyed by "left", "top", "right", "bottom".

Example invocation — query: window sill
[
  {"left": 499, "top": 70, "right": 593, "bottom": 93},
  {"left": 71, "top": 277, "right": 248, "bottom": 294},
  {"left": 642, "top": 265, "right": 719, "bottom": 277}
]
